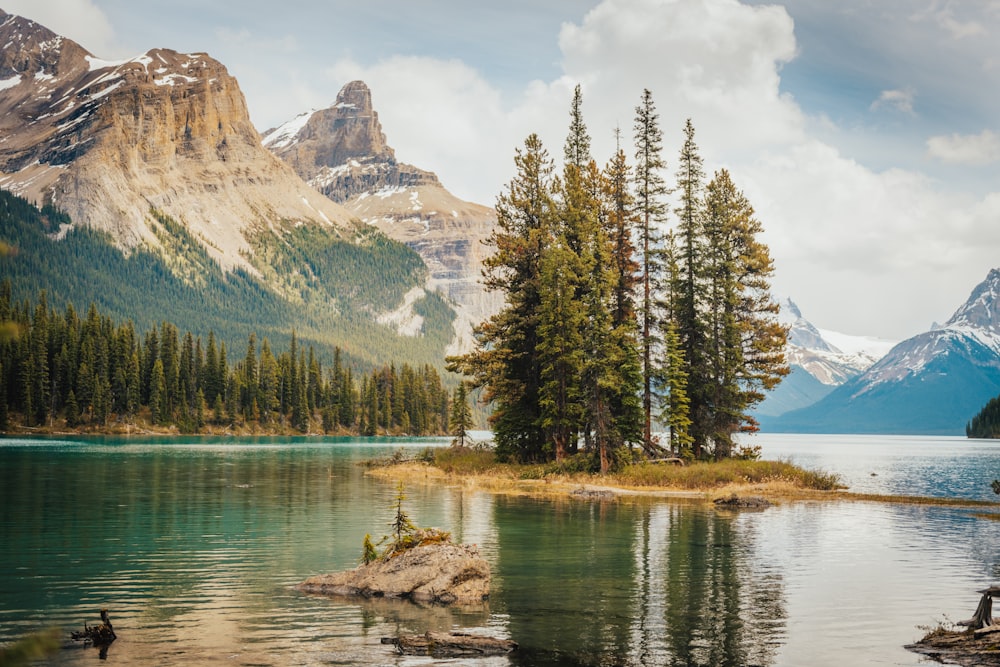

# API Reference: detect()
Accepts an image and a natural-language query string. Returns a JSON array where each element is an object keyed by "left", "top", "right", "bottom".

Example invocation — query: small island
[{"left": 298, "top": 484, "right": 490, "bottom": 605}]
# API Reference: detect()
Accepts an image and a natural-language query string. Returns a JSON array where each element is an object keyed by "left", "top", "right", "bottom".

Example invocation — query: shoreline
[{"left": 365, "top": 460, "right": 1000, "bottom": 510}]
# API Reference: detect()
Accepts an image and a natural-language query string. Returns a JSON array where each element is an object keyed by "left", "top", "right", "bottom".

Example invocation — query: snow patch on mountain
[
  {"left": 377, "top": 286, "right": 426, "bottom": 337},
  {"left": 778, "top": 298, "right": 892, "bottom": 386}
]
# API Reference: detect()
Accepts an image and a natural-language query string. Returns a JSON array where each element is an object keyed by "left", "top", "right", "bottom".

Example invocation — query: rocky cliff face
[
  {"left": 0, "top": 9, "right": 357, "bottom": 275},
  {"left": 264, "top": 81, "right": 499, "bottom": 352}
]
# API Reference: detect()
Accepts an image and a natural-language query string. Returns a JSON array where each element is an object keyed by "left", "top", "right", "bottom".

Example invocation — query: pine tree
[
  {"left": 449, "top": 134, "right": 556, "bottom": 462},
  {"left": 600, "top": 144, "right": 645, "bottom": 460},
  {"left": 65, "top": 388, "right": 80, "bottom": 428},
  {"left": 633, "top": 90, "right": 669, "bottom": 455},
  {"left": 672, "top": 118, "right": 709, "bottom": 457},
  {"left": 661, "top": 319, "right": 693, "bottom": 455},
  {"left": 449, "top": 381, "right": 473, "bottom": 447},
  {"left": 701, "top": 169, "right": 788, "bottom": 456},
  {"left": 149, "top": 358, "right": 166, "bottom": 425}
]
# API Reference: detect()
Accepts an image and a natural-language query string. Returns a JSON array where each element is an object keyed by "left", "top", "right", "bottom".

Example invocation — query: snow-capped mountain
[
  {"left": 0, "top": 9, "right": 358, "bottom": 272},
  {"left": 0, "top": 9, "right": 457, "bottom": 365},
  {"left": 755, "top": 299, "right": 894, "bottom": 417},
  {"left": 764, "top": 269, "right": 1000, "bottom": 434},
  {"left": 779, "top": 298, "right": 894, "bottom": 385}
]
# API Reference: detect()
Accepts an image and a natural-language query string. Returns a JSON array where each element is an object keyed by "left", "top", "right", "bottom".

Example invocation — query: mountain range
[
  {"left": 754, "top": 299, "right": 895, "bottom": 418},
  {"left": 4, "top": 8, "right": 1000, "bottom": 436},
  {"left": 762, "top": 270, "right": 1000, "bottom": 435},
  {"left": 0, "top": 8, "right": 493, "bottom": 366}
]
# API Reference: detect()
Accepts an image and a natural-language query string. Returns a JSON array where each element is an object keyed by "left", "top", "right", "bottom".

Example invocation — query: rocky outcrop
[
  {"left": 265, "top": 81, "right": 500, "bottom": 353},
  {"left": 0, "top": 10, "right": 356, "bottom": 274},
  {"left": 298, "top": 543, "right": 490, "bottom": 605}
]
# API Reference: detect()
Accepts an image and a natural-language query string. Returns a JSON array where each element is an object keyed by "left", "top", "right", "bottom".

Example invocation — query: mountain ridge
[
  {"left": 763, "top": 270, "right": 1000, "bottom": 434},
  {"left": 0, "top": 9, "right": 456, "bottom": 366},
  {"left": 0, "top": 9, "right": 362, "bottom": 277}
]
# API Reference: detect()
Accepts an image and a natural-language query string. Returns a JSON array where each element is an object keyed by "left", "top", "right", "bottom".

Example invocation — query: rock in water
[{"left": 298, "top": 543, "right": 490, "bottom": 604}]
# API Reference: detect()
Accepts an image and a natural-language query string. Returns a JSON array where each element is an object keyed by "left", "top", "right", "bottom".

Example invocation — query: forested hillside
[
  {"left": 0, "top": 288, "right": 457, "bottom": 435},
  {"left": 0, "top": 191, "right": 454, "bottom": 369}
]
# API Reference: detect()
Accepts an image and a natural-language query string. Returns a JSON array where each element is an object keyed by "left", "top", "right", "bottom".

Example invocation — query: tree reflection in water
[{"left": 494, "top": 496, "right": 787, "bottom": 666}]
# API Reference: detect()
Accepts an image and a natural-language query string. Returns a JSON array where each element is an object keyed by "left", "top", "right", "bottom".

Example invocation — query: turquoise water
[{"left": 1, "top": 434, "right": 998, "bottom": 666}]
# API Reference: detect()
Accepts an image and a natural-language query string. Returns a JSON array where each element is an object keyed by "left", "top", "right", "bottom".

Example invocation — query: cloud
[
  {"left": 927, "top": 129, "right": 1000, "bottom": 165},
  {"left": 870, "top": 88, "right": 916, "bottom": 114},
  {"left": 911, "top": 2, "right": 987, "bottom": 39},
  {"left": 318, "top": 0, "right": 1000, "bottom": 337},
  {"left": 2, "top": 0, "right": 123, "bottom": 58}
]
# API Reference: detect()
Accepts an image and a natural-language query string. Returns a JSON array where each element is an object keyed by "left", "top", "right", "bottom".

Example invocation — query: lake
[{"left": 0, "top": 433, "right": 998, "bottom": 666}]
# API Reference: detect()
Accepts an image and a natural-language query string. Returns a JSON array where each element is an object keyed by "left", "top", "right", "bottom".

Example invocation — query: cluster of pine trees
[
  {"left": 967, "top": 395, "right": 1000, "bottom": 439},
  {"left": 0, "top": 285, "right": 461, "bottom": 436},
  {"left": 450, "top": 87, "right": 787, "bottom": 468}
]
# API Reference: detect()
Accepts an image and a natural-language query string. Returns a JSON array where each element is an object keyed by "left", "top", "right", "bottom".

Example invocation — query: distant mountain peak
[
  {"left": 263, "top": 79, "right": 436, "bottom": 201},
  {"left": 946, "top": 267, "right": 1000, "bottom": 332},
  {"left": 265, "top": 80, "right": 500, "bottom": 354}
]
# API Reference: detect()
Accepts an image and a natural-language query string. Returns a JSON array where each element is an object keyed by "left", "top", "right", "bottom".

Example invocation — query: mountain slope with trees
[
  {"left": 0, "top": 190, "right": 453, "bottom": 369},
  {"left": 0, "top": 288, "right": 456, "bottom": 435}
]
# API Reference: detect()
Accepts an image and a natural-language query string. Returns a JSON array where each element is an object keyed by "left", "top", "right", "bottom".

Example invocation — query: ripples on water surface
[{"left": 0, "top": 434, "right": 998, "bottom": 666}]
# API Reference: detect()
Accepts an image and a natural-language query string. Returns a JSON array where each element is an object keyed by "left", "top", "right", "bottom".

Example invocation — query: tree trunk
[{"left": 960, "top": 593, "right": 993, "bottom": 630}]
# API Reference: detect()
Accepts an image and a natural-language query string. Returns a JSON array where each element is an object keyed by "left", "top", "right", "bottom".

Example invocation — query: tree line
[
  {"left": 0, "top": 284, "right": 467, "bottom": 436},
  {"left": 450, "top": 87, "right": 788, "bottom": 469}
]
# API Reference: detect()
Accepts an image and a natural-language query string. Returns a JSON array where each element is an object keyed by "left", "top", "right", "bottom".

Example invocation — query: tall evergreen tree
[
  {"left": 672, "top": 118, "right": 710, "bottom": 457},
  {"left": 701, "top": 169, "right": 788, "bottom": 455},
  {"left": 449, "top": 134, "right": 556, "bottom": 462},
  {"left": 633, "top": 90, "right": 669, "bottom": 455}
]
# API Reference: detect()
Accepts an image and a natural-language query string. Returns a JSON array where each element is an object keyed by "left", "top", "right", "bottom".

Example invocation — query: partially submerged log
[
  {"left": 381, "top": 631, "right": 517, "bottom": 657},
  {"left": 70, "top": 609, "right": 116, "bottom": 646},
  {"left": 299, "top": 543, "right": 490, "bottom": 605}
]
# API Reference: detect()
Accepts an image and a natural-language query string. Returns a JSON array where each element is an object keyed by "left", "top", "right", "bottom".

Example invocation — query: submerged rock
[
  {"left": 299, "top": 543, "right": 490, "bottom": 605},
  {"left": 713, "top": 494, "right": 772, "bottom": 509}
]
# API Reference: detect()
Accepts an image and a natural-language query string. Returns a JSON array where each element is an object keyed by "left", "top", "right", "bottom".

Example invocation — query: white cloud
[
  {"left": 318, "top": 0, "right": 1000, "bottom": 338},
  {"left": 870, "top": 88, "right": 916, "bottom": 114},
  {"left": 2, "top": 0, "right": 124, "bottom": 58},
  {"left": 927, "top": 129, "right": 1000, "bottom": 165}
]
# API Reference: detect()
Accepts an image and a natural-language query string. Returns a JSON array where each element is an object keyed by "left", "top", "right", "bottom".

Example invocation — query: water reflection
[
  {"left": 493, "top": 497, "right": 787, "bottom": 666},
  {"left": 2, "top": 438, "right": 998, "bottom": 667}
]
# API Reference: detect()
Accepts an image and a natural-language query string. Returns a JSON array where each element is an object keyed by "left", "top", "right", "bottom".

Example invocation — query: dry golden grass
[{"left": 366, "top": 447, "right": 1000, "bottom": 509}]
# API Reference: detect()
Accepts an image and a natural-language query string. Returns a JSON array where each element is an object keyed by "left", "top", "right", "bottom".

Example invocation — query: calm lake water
[{"left": 1, "top": 433, "right": 998, "bottom": 666}]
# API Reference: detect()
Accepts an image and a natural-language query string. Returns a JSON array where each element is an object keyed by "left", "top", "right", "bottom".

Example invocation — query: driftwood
[
  {"left": 959, "top": 590, "right": 995, "bottom": 630},
  {"left": 381, "top": 631, "right": 517, "bottom": 657},
  {"left": 648, "top": 457, "right": 686, "bottom": 466},
  {"left": 906, "top": 586, "right": 1000, "bottom": 666},
  {"left": 70, "top": 609, "right": 116, "bottom": 646}
]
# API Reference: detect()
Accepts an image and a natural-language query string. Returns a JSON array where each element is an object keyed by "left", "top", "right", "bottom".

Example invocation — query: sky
[{"left": 6, "top": 0, "right": 1000, "bottom": 342}]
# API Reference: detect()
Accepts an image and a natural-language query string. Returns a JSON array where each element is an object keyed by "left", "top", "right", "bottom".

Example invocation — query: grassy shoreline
[{"left": 365, "top": 446, "right": 1000, "bottom": 510}]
